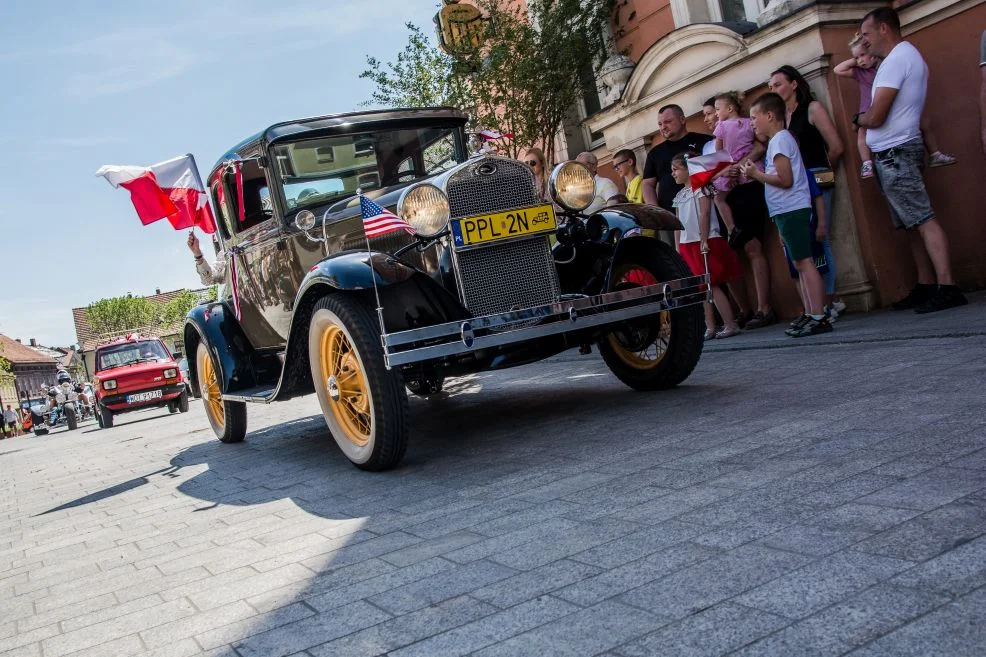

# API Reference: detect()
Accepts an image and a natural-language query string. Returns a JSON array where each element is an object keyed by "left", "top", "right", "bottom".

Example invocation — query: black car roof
[{"left": 212, "top": 107, "right": 468, "bottom": 171}]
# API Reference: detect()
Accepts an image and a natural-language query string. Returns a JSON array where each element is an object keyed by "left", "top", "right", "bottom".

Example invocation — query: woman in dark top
[{"left": 768, "top": 64, "right": 846, "bottom": 318}]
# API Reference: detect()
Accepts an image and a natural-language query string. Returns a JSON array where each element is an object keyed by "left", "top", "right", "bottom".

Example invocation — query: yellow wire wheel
[
  {"left": 308, "top": 295, "right": 408, "bottom": 471},
  {"left": 597, "top": 245, "right": 705, "bottom": 391},
  {"left": 196, "top": 342, "right": 247, "bottom": 443},
  {"left": 605, "top": 264, "right": 671, "bottom": 370}
]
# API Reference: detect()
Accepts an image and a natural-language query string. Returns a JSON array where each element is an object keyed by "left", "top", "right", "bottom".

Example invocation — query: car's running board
[{"left": 223, "top": 385, "right": 277, "bottom": 403}]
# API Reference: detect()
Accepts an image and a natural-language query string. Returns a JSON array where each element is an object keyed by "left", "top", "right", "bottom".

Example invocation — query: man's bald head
[{"left": 576, "top": 152, "right": 598, "bottom": 174}]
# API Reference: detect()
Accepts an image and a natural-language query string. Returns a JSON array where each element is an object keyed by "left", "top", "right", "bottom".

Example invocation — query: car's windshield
[
  {"left": 97, "top": 341, "right": 171, "bottom": 371},
  {"left": 272, "top": 125, "right": 464, "bottom": 212}
]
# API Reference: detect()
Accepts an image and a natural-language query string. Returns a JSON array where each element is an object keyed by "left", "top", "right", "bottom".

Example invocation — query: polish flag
[
  {"left": 478, "top": 129, "right": 514, "bottom": 141},
  {"left": 686, "top": 150, "right": 734, "bottom": 191},
  {"left": 96, "top": 154, "right": 217, "bottom": 233}
]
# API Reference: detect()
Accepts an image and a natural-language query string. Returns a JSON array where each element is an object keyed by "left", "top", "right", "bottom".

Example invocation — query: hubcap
[{"left": 319, "top": 324, "right": 371, "bottom": 446}]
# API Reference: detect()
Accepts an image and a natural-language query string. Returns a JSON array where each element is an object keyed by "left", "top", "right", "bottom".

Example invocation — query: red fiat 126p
[{"left": 92, "top": 334, "right": 189, "bottom": 428}]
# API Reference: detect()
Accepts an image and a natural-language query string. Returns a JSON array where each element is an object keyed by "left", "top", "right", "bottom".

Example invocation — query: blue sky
[{"left": 0, "top": 0, "right": 443, "bottom": 347}]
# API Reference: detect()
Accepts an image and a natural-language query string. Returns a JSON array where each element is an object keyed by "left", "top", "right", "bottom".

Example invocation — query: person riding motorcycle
[{"left": 50, "top": 371, "right": 80, "bottom": 428}]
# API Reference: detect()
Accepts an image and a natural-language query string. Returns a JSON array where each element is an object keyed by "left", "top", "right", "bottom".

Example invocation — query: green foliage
[
  {"left": 359, "top": 1, "right": 614, "bottom": 162},
  {"left": 86, "top": 296, "right": 159, "bottom": 338},
  {"left": 0, "top": 343, "right": 12, "bottom": 381},
  {"left": 160, "top": 290, "right": 205, "bottom": 329},
  {"left": 359, "top": 23, "right": 471, "bottom": 109}
]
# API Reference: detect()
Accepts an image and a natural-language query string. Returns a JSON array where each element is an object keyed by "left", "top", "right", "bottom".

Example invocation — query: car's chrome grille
[
  {"left": 446, "top": 158, "right": 539, "bottom": 219},
  {"left": 455, "top": 237, "right": 560, "bottom": 318},
  {"left": 445, "top": 157, "right": 560, "bottom": 318}
]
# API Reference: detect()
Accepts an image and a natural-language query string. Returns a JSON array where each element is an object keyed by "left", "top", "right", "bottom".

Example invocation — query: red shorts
[{"left": 679, "top": 237, "right": 743, "bottom": 286}]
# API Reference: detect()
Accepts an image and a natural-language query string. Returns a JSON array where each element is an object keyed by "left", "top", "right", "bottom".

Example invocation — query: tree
[
  {"left": 86, "top": 295, "right": 159, "bottom": 338},
  {"left": 160, "top": 290, "right": 208, "bottom": 329},
  {"left": 0, "top": 343, "right": 12, "bottom": 383},
  {"left": 359, "top": 23, "right": 471, "bottom": 110},
  {"left": 360, "top": 1, "right": 614, "bottom": 162}
]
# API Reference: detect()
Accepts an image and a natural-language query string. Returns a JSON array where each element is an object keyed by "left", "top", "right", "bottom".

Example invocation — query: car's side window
[{"left": 219, "top": 159, "right": 273, "bottom": 235}]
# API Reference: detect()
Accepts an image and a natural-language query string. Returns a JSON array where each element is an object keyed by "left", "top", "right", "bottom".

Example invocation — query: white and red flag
[
  {"left": 96, "top": 154, "right": 216, "bottom": 233},
  {"left": 686, "top": 150, "right": 734, "bottom": 191},
  {"left": 478, "top": 129, "right": 514, "bottom": 141},
  {"left": 359, "top": 195, "right": 416, "bottom": 239}
]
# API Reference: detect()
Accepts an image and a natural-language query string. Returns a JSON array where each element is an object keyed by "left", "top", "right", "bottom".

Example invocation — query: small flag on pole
[
  {"left": 359, "top": 195, "right": 416, "bottom": 239},
  {"left": 686, "top": 150, "right": 734, "bottom": 191},
  {"left": 478, "top": 129, "right": 514, "bottom": 141}
]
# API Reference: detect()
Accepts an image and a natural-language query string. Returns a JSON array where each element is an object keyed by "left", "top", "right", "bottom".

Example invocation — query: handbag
[{"left": 812, "top": 168, "right": 835, "bottom": 189}]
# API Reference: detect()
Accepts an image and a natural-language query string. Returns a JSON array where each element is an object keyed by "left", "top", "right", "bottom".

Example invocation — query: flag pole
[
  {"left": 684, "top": 155, "right": 713, "bottom": 305},
  {"left": 356, "top": 190, "right": 389, "bottom": 354}
]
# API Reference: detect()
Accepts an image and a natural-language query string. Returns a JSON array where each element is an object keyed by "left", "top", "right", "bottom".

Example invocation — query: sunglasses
[
  {"left": 613, "top": 160, "right": 630, "bottom": 168},
  {"left": 525, "top": 160, "right": 541, "bottom": 166}
]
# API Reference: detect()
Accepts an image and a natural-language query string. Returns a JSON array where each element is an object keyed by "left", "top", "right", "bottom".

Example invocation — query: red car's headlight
[
  {"left": 102, "top": 380, "right": 117, "bottom": 390},
  {"left": 163, "top": 368, "right": 177, "bottom": 379}
]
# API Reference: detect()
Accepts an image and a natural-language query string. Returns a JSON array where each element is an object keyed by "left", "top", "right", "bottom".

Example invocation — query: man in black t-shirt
[{"left": 641, "top": 104, "right": 713, "bottom": 211}]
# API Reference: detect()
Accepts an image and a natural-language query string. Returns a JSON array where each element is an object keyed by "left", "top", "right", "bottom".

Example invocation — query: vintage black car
[{"left": 185, "top": 108, "right": 707, "bottom": 470}]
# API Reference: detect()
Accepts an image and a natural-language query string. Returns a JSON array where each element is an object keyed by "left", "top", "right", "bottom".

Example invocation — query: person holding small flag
[{"left": 671, "top": 152, "right": 743, "bottom": 340}]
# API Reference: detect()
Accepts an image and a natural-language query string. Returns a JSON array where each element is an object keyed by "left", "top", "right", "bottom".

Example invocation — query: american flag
[{"left": 359, "top": 195, "right": 416, "bottom": 239}]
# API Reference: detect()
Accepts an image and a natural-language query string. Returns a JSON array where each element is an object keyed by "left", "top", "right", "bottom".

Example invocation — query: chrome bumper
[{"left": 381, "top": 273, "right": 707, "bottom": 368}]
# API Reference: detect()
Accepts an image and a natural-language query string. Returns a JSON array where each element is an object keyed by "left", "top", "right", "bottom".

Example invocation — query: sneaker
[
  {"left": 914, "top": 285, "right": 968, "bottom": 314},
  {"left": 824, "top": 305, "right": 839, "bottom": 323},
  {"left": 928, "top": 151, "right": 956, "bottom": 168},
  {"left": 832, "top": 299, "right": 847, "bottom": 315},
  {"left": 860, "top": 160, "right": 874, "bottom": 178},
  {"left": 745, "top": 309, "right": 777, "bottom": 330},
  {"left": 891, "top": 284, "right": 936, "bottom": 310},
  {"left": 789, "top": 316, "right": 834, "bottom": 338},
  {"left": 715, "top": 325, "right": 741, "bottom": 339},
  {"left": 785, "top": 313, "right": 809, "bottom": 336}
]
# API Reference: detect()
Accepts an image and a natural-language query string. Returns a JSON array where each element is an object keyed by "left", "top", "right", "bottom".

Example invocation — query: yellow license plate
[{"left": 451, "top": 204, "right": 557, "bottom": 248}]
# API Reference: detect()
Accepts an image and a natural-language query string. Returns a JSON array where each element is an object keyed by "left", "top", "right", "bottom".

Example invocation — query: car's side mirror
[
  {"left": 294, "top": 210, "right": 316, "bottom": 231},
  {"left": 172, "top": 352, "right": 183, "bottom": 360}
]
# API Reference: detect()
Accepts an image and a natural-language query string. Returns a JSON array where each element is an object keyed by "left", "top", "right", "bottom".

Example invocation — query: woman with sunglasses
[{"left": 521, "top": 148, "right": 550, "bottom": 203}]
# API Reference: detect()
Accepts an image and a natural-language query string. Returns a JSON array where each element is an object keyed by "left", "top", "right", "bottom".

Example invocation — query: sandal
[
  {"left": 704, "top": 329, "right": 716, "bottom": 340},
  {"left": 715, "top": 325, "right": 741, "bottom": 339}
]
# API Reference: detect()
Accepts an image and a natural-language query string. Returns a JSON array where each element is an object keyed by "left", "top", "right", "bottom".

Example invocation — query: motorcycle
[{"left": 53, "top": 383, "right": 80, "bottom": 431}]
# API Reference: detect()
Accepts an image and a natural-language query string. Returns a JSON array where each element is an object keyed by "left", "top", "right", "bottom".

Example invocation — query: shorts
[
  {"left": 678, "top": 237, "right": 744, "bottom": 286},
  {"left": 872, "top": 138, "right": 934, "bottom": 229},
  {"left": 773, "top": 208, "right": 814, "bottom": 262},
  {"left": 725, "top": 181, "right": 768, "bottom": 249}
]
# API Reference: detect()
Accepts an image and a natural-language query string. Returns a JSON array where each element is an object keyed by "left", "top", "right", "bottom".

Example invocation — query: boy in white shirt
[{"left": 741, "top": 93, "right": 832, "bottom": 337}]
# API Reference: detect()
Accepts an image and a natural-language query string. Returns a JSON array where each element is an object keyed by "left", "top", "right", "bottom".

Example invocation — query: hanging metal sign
[{"left": 435, "top": 1, "right": 486, "bottom": 56}]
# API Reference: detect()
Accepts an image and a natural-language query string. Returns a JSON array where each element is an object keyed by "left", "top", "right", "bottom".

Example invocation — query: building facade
[
  {"left": 585, "top": 0, "right": 985, "bottom": 316},
  {"left": 0, "top": 334, "right": 61, "bottom": 406}
]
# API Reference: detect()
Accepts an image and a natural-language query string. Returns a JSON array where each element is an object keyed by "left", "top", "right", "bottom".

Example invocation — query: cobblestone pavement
[{"left": 2, "top": 305, "right": 985, "bottom": 657}]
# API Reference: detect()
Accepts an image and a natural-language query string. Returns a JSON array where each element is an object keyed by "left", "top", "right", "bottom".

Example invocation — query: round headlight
[
  {"left": 549, "top": 162, "right": 595, "bottom": 212},
  {"left": 397, "top": 184, "right": 450, "bottom": 237}
]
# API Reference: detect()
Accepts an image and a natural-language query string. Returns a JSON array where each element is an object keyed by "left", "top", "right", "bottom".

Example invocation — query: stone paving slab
[{"left": 0, "top": 320, "right": 984, "bottom": 656}]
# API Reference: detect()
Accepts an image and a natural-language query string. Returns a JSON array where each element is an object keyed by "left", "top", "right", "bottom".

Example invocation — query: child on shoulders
[{"left": 711, "top": 91, "right": 762, "bottom": 243}]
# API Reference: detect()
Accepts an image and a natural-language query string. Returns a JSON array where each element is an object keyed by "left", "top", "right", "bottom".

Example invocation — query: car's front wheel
[
  {"left": 308, "top": 294, "right": 408, "bottom": 471},
  {"left": 597, "top": 243, "right": 704, "bottom": 391},
  {"left": 196, "top": 343, "right": 247, "bottom": 443}
]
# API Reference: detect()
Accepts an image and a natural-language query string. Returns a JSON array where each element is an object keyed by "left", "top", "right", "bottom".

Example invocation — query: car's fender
[
  {"left": 554, "top": 204, "right": 684, "bottom": 295},
  {"left": 183, "top": 302, "right": 259, "bottom": 396},
  {"left": 293, "top": 250, "right": 469, "bottom": 332}
]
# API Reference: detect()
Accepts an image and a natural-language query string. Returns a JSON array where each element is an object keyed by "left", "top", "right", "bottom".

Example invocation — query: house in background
[
  {"left": 72, "top": 288, "right": 205, "bottom": 378},
  {"left": 0, "top": 334, "right": 60, "bottom": 407}
]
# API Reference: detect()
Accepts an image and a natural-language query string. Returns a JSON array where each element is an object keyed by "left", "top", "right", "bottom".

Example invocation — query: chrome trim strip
[
  {"left": 222, "top": 393, "right": 275, "bottom": 404},
  {"left": 381, "top": 273, "right": 708, "bottom": 368},
  {"left": 382, "top": 274, "right": 706, "bottom": 346}
]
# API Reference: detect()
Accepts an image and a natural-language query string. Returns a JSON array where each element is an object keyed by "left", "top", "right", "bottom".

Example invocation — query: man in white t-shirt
[
  {"left": 575, "top": 152, "right": 620, "bottom": 214},
  {"left": 856, "top": 6, "right": 967, "bottom": 314}
]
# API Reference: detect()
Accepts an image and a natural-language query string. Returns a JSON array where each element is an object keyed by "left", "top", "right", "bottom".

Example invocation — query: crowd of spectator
[{"left": 517, "top": 6, "right": 975, "bottom": 339}]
